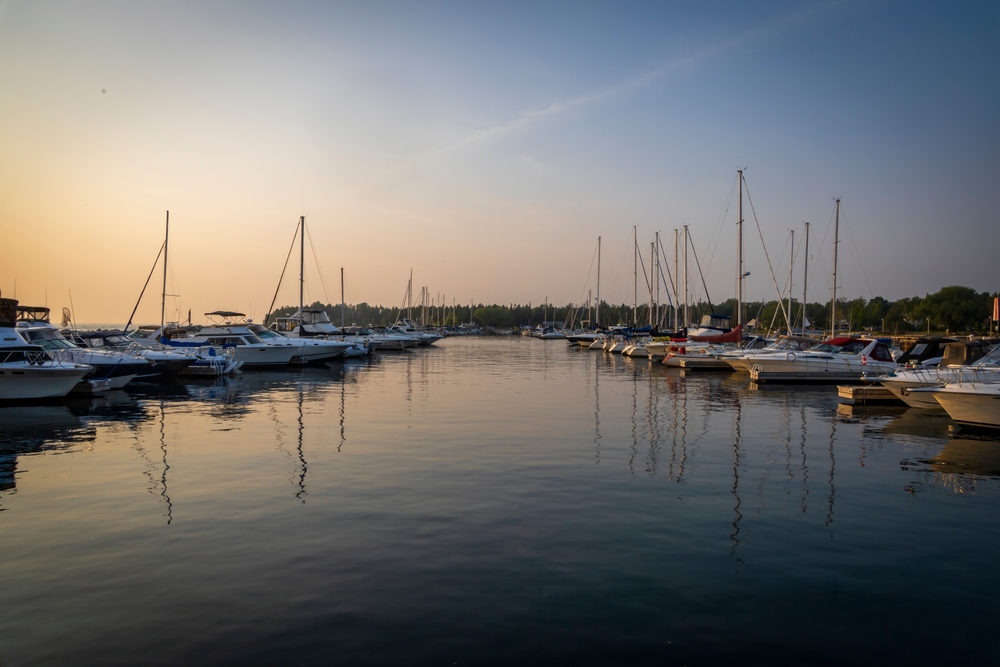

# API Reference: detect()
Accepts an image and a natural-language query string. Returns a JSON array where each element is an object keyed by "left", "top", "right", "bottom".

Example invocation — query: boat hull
[
  {"left": 0, "top": 365, "right": 92, "bottom": 400},
  {"left": 930, "top": 388, "right": 1000, "bottom": 428}
]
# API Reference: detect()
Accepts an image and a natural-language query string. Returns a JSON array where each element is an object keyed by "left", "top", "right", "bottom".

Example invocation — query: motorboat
[
  {"left": 14, "top": 308, "right": 151, "bottom": 389},
  {"left": 877, "top": 343, "right": 1000, "bottom": 409},
  {"left": 128, "top": 326, "right": 242, "bottom": 376},
  {"left": 0, "top": 298, "right": 92, "bottom": 400},
  {"left": 162, "top": 312, "right": 297, "bottom": 368},
  {"left": 536, "top": 327, "right": 565, "bottom": 340},
  {"left": 247, "top": 323, "right": 351, "bottom": 363},
  {"left": 894, "top": 337, "right": 955, "bottom": 366},
  {"left": 720, "top": 335, "right": 817, "bottom": 372},
  {"left": 747, "top": 336, "right": 897, "bottom": 383},
  {"left": 915, "top": 381, "right": 1000, "bottom": 429},
  {"left": 662, "top": 342, "right": 730, "bottom": 368},
  {"left": 388, "top": 319, "right": 442, "bottom": 346},
  {"left": 66, "top": 330, "right": 195, "bottom": 379}
]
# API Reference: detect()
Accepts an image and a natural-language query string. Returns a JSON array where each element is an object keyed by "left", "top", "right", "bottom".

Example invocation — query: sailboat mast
[
  {"left": 683, "top": 224, "right": 689, "bottom": 329},
  {"left": 802, "top": 222, "right": 809, "bottom": 333},
  {"left": 160, "top": 210, "right": 169, "bottom": 334},
  {"left": 408, "top": 269, "right": 413, "bottom": 321},
  {"left": 298, "top": 216, "right": 305, "bottom": 326},
  {"left": 649, "top": 242, "right": 654, "bottom": 326},
  {"left": 340, "top": 267, "right": 346, "bottom": 328},
  {"left": 831, "top": 199, "right": 840, "bottom": 337},
  {"left": 673, "top": 229, "right": 679, "bottom": 331},
  {"left": 655, "top": 232, "right": 661, "bottom": 327},
  {"left": 596, "top": 236, "right": 601, "bottom": 328},
  {"left": 737, "top": 169, "right": 744, "bottom": 330},
  {"left": 788, "top": 229, "right": 794, "bottom": 336},
  {"left": 633, "top": 225, "right": 638, "bottom": 327}
]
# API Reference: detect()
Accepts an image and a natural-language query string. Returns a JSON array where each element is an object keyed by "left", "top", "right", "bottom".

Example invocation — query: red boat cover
[{"left": 688, "top": 324, "right": 742, "bottom": 343}]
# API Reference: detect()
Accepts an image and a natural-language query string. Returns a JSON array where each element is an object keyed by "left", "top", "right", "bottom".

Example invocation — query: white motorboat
[
  {"left": 163, "top": 312, "right": 297, "bottom": 368},
  {"left": 878, "top": 344, "right": 1000, "bottom": 409},
  {"left": 917, "top": 382, "right": 1000, "bottom": 429},
  {"left": 0, "top": 298, "right": 92, "bottom": 400},
  {"left": 719, "top": 335, "right": 817, "bottom": 372},
  {"left": 747, "top": 337, "right": 897, "bottom": 383},
  {"left": 67, "top": 330, "right": 196, "bottom": 379},
  {"left": 389, "top": 319, "right": 442, "bottom": 346},
  {"left": 129, "top": 326, "right": 242, "bottom": 376},
  {"left": 248, "top": 323, "right": 350, "bottom": 363},
  {"left": 14, "top": 311, "right": 151, "bottom": 389}
]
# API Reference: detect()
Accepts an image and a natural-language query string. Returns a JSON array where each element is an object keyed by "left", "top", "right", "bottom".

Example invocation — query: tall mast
[
  {"left": 340, "top": 267, "right": 346, "bottom": 328},
  {"left": 407, "top": 269, "right": 413, "bottom": 321},
  {"left": 299, "top": 216, "right": 305, "bottom": 324},
  {"left": 632, "top": 225, "right": 638, "bottom": 327},
  {"left": 160, "top": 210, "right": 169, "bottom": 334},
  {"left": 648, "top": 242, "right": 654, "bottom": 326},
  {"left": 737, "top": 169, "right": 744, "bottom": 330},
  {"left": 831, "top": 199, "right": 840, "bottom": 337},
  {"left": 787, "top": 229, "right": 794, "bottom": 336},
  {"left": 673, "top": 229, "right": 679, "bottom": 331},
  {"left": 683, "top": 224, "right": 689, "bottom": 329},
  {"left": 655, "top": 232, "right": 661, "bottom": 327},
  {"left": 802, "top": 222, "right": 810, "bottom": 333},
  {"left": 596, "top": 236, "right": 601, "bottom": 328}
]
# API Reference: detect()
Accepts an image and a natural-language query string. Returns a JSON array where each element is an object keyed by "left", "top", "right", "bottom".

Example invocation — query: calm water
[{"left": 1, "top": 337, "right": 998, "bottom": 666}]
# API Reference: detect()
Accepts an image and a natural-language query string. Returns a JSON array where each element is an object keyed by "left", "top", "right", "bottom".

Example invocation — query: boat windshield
[
  {"left": 242, "top": 333, "right": 265, "bottom": 345},
  {"left": 23, "top": 329, "right": 77, "bottom": 349},
  {"left": 972, "top": 345, "right": 1000, "bottom": 368}
]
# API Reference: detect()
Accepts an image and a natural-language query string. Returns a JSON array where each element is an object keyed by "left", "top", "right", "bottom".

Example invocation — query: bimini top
[
  {"left": 16, "top": 305, "right": 50, "bottom": 323},
  {"left": 205, "top": 311, "right": 246, "bottom": 318}
]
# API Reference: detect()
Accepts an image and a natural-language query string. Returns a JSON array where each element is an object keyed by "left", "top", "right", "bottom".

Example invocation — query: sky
[{"left": 1, "top": 0, "right": 997, "bottom": 324}]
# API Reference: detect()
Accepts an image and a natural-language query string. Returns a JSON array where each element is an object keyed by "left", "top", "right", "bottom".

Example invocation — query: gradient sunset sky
[{"left": 1, "top": 1, "right": 997, "bottom": 324}]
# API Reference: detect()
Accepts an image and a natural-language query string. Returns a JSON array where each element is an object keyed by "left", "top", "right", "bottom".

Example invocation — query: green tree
[
  {"left": 913, "top": 286, "right": 990, "bottom": 331},
  {"left": 473, "top": 306, "right": 513, "bottom": 328}
]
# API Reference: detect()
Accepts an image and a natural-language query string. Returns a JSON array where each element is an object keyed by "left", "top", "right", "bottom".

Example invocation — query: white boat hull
[
  {"left": 0, "top": 364, "right": 92, "bottom": 400},
  {"left": 929, "top": 385, "right": 1000, "bottom": 428}
]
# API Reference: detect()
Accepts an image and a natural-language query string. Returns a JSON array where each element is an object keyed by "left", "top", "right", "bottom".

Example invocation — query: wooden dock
[{"left": 837, "top": 384, "right": 905, "bottom": 405}]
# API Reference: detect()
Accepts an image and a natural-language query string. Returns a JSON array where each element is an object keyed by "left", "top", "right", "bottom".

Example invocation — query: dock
[{"left": 837, "top": 384, "right": 906, "bottom": 405}]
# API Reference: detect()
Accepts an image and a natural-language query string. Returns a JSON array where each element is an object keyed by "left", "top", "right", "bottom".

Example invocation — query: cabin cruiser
[
  {"left": 662, "top": 342, "right": 730, "bottom": 368},
  {"left": 536, "top": 326, "right": 565, "bottom": 340},
  {"left": 66, "top": 330, "right": 195, "bottom": 379},
  {"left": 747, "top": 336, "right": 897, "bottom": 383},
  {"left": 247, "top": 324, "right": 351, "bottom": 363},
  {"left": 274, "top": 311, "right": 385, "bottom": 352},
  {"left": 160, "top": 312, "right": 297, "bottom": 368},
  {"left": 0, "top": 298, "right": 92, "bottom": 400},
  {"left": 719, "top": 335, "right": 817, "bottom": 372},
  {"left": 13, "top": 308, "right": 151, "bottom": 389},
  {"left": 877, "top": 343, "right": 1000, "bottom": 409}
]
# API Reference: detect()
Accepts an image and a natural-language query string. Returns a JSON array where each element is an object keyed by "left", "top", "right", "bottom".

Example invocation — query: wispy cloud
[{"left": 445, "top": 1, "right": 852, "bottom": 152}]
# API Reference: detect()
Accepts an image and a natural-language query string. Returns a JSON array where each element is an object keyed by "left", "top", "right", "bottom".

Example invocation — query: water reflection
[{"left": 0, "top": 406, "right": 95, "bottom": 502}]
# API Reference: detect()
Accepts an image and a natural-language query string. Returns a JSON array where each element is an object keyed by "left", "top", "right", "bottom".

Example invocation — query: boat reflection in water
[
  {"left": 2, "top": 338, "right": 999, "bottom": 666},
  {"left": 0, "top": 406, "right": 95, "bottom": 499}
]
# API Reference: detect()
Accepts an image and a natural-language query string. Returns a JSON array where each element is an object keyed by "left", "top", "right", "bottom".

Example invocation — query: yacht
[
  {"left": 746, "top": 337, "right": 897, "bottom": 383},
  {"left": 14, "top": 308, "right": 151, "bottom": 389},
  {"left": 687, "top": 314, "right": 743, "bottom": 343},
  {"left": 389, "top": 319, "right": 442, "bottom": 346},
  {"left": 0, "top": 298, "right": 92, "bottom": 400}
]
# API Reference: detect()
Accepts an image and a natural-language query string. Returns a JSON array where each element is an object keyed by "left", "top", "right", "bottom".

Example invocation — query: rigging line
[
  {"left": 808, "top": 206, "right": 837, "bottom": 300},
  {"left": 635, "top": 240, "right": 652, "bottom": 293},
  {"left": 305, "top": 224, "right": 333, "bottom": 307},
  {"left": 742, "top": 178, "right": 792, "bottom": 332},
  {"left": 578, "top": 240, "right": 600, "bottom": 305},
  {"left": 657, "top": 233, "right": 677, "bottom": 297},
  {"left": 264, "top": 221, "right": 300, "bottom": 325},
  {"left": 842, "top": 210, "right": 874, "bottom": 300},
  {"left": 705, "top": 175, "right": 739, "bottom": 274},
  {"left": 687, "top": 229, "right": 714, "bottom": 312},
  {"left": 125, "top": 242, "right": 164, "bottom": 332}
]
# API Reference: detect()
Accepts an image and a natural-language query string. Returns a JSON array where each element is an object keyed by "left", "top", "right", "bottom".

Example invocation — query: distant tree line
[{"left": 266, "top": 285, "right": 998, "bottom": 334}]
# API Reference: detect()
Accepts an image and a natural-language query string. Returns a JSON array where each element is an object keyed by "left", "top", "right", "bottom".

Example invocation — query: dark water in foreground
[{"left": 1, "top": 337, "right": 998, "bottom": 666}]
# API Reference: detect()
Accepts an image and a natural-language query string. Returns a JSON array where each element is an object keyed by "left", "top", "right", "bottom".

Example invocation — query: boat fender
[
  {"left": 862, "top": 354, "right": 867, "bottom": 366},
  {"left": 786, "top": 352, "right": 796, "bottom": 361}
]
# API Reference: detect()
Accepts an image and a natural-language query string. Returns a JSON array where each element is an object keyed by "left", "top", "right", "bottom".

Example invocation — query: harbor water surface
[{"left": 1, "top": 337, "right": 998, "bottom": 666}]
